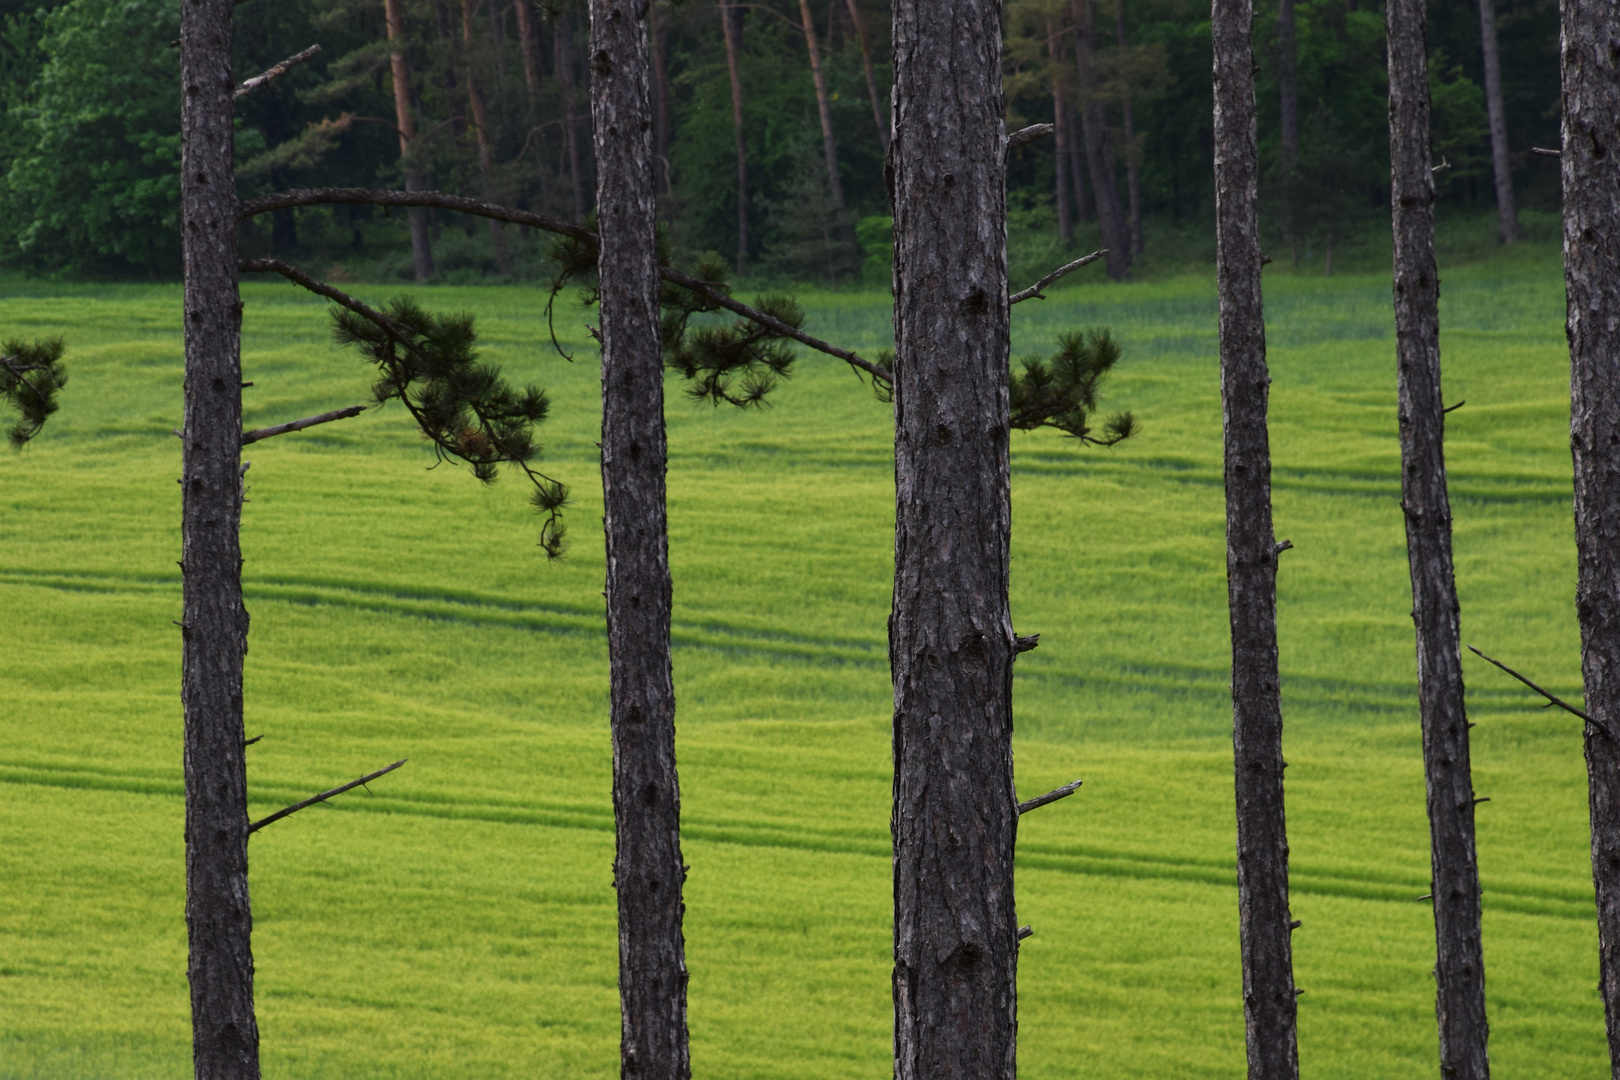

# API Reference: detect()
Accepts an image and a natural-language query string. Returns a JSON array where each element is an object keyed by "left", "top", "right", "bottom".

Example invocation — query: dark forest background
[{"left": 0, "top": 0, "right": 1564, "bottom": 284}]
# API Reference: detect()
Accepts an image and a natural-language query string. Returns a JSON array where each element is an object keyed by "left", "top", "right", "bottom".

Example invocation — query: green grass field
[{"left": 0, "top": 244, "right": 1604, "bottom": 1079}]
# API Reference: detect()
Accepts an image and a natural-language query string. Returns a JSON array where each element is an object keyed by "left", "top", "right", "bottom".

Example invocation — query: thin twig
[
  {"left": 1017, "top": 778, "right": 1084, "bottom": 815},
  {"left": 235, "top": 44, "right": 321, "bottom": 99},
  {"left": 248, "top": 759, "right": 407, "bottom": 834},
  {"left": 1008, "top": 123, "right": 1055, "bottom": 152},
  {"left": 241, "top": 404, "right": 365, "bottom": 445},
  {"left": 1532, "top": 147, "right": 1562, "bottom": 158},
  {"left": 1010, "top": 250, "right": 1108, "bottom": 304},
  {"left": 1466, "top": 644, "right": 1620, "bottom": 743}
]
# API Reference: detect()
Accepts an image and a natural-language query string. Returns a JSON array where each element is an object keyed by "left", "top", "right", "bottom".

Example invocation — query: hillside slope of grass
[{"left": 0, "top": 250, "right": 1602, "bottom": 1079}]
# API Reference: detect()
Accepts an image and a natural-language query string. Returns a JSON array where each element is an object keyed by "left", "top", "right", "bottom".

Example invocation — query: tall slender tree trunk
[
  {"left": 514, "top": 0, "right": 547, "bottom": 173},
  {"left": 1050, "top": 19, "right": 1074, "bottom": 244},
  {"left": 889, "top": 0, "right": 1017, "bottom": 1076},
  {"left": 843, "top": 0, "right": 889, "bottom": 154},
  {"left": 463, "top": 0, "right": 513, "bottom": 275},
  {"left": 797, "top": 0, "right": 846, "bottom": 210},
  {"left": 1212, "top": 0, "right": 1299, "bottom": 1072},
  {"left": 589, "top": 0, "right": 690, "bottom": 1074},
  {"left": 1072, "top": 0, "right": 1130, "bottom": 279},
  {"left": 180, "top": 1, "right": 258, "bottom": 1077},
  {"left": 385, "top": 0, "right": 435, "bottom": 280},
  {"left": 557, "top": 11, "right": 586, "bottom": 220},
  {"left": 1113, "top": 0, "right": 1143, "bottom": 256},
  {"left": 1278, "top": 0, "right": 1298, "bottom": 263},
  {"left": 1478, "top": 0, "right": 1519, "bottom": 244},
  {"left": 1068, "top": 102, "right": 1091, "bottom": 222},
  {"left": 650, "top": 0, "right": 672, "bottom": 194},
  {"left": 1561, "top": 0, "right": 1620, "bottom": 1068},
  {"left": 1387, "top": 0, "right": 1491, "bottom": 1074},
  {"left": 719, "top": 0, "right": 749, "bottom": 274}
]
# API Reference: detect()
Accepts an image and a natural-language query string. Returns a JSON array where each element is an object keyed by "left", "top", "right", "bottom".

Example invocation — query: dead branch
[
  {"left": 1017, "top": 925, "right": 1033, "bottom": 940},
  {"left": 236, "top": 44, "right": 321, "bottom": 99},
  {"left": 1466, "top": 644, "right": 1620, "bottom": 743},
  {"left": 1008, "top": 123, "right": 1055, "bottom": 152},
  {"left": 241, "top": 404, "right": 365, "bottom": 445},
  {"left": 1014, "top": 633, "right": 1041, "bottom": 654},
  {"left": 240, "top": 257, "right": 419, "bottom": 349},
  {"left": 1532, "top": 147, "right": 1562, "bottom": 158},
  {"left": 1009, "top": 250, "right": 1108, "bottom": 304},
  {"left": 247, "top": 759, "right": 406, "bottom": 834},
  {"left": 1017, "top": 778, "right": 1083, "bottom": 815}
]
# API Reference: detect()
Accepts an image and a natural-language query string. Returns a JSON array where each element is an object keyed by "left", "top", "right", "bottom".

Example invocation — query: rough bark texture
[
  {"left": 181, "top": 0, "right": 258, "bottom": 1076},
  {"left": 844, "top": 0, "right": 889, "bottom": 154},
  {"left": 1212, "top": 0, "right": 1298, "bottom": 1074},
  {"left": 888, "top": 0, "right": 1017, "bottom": 1077},
  {"left": 1113, "top": 0, "right": 1143, "bottom": 256},
  {"left": 719, "top": 0, "right": 749, "bottom": 273},
  {"left": 1477, "top": 0, "right": 1519, "bottom": 244},
  {"left": 1050, "top": 20, "right": 1073, "bottom": 244},
  {"left": 1072, "top": 0, "right": 1130, "bottom": 280},
  {"left": 798, "top": 0, "right": 846, "bottom": 210},
  {"left": 589, "top": 0, "right": 689, "bottom": 1074},
  {"left": 1561, "top": 0, "right": 1620, "bottom": 1067},
  {"left": 1387, "top": 0, "right": 1491, "bottom": 1073},
  {"left": 384, "top": 0, "right": 434, "bottom": 281}
]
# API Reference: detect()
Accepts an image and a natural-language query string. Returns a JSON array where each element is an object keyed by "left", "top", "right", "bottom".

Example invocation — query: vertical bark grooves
[
  {"left": 1477, "top": 0, "right": 1518, "bottom": 244},
  {"left": 888, "top": 0, "right": 1016, "bottom": 1077},
  {"left": 843, "top": 0, "right": 889, "bottom": 154},
  {"left": 1072, "top": 0, "right": 1130, "bottom": 280},
  {"left": 719, "top": 0, "right": 749, "bottom": 273},
  {"left": 798, "top": 0, "right": 846, "bottom": 210},
  {"left": 1388, "top": 0, "right": 1490, "bottom": 1073},
  {"left": 1050, "top": 19, "right": 1073, "bottom": 244},
  {"left": 589, "top": 0, "right": 689, "bottom": 1074},
  {"left": 384, "top": 0, "right": 434, "bottom": 281},
  {"left": 181, "top": 0, "right": 258, "bottom": 1076},
  {"left": 1212, "top": 0, "right": 1298, "bottom": 1074},
  {"left": 1561, "top": 0, "right": 1620, "bottom": 1066},
  {"left": 1112, "top": 0, "right": 1142, "bottom": 256}
]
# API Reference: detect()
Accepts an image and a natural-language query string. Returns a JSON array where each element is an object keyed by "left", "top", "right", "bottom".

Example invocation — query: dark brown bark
[
  {"left": 1050, "top": 19, "right": 1073, "bottom": 244},
  {"left": 889, "top": 0, "right": 1017, "bottom": 1076},
  {"left": 588, "top": 0, "right": 689, "bottom": 1072},
  {"left": 180, "top": 0, "right": 258, "bottom": 1076},
  {"left": 1478, "top": 0, "right": 1519, "bottom": 243},
  {"left": 1561, "top": 0, "right": 1620, "bottom": 1068},
  {"left": 843, "top": 0, "right": 889, "bottom": 155},
  {"left": 1113, "top": 0, "right": 1143, "bottom": 256},
  {"left": 1072, "top": 0, "right": 1130, "bottom": 280},
  {"left": 462, "top": 0, "right": 513, "bottom": 276},
  {"left": 1212, "top": 0, "right": 1298, "bottom": 1073},
  {"left": 1067, "top": 100, "right": 1091, "bottom": 222},
  {"left": 798, "top": 0, "right": 846, "bottom": 210},
  {"left": 650, "top": 0, "right": 672, "bottom": 194},
  {"left": 385, "top": 0, "right": 435, "bottom": 280},
  {"left": 558, "top": 11, "right": 586, "bottom": 220},
  {"left": 515, "top": 0, "right": 543, "bottom": 98},
  {"left": 719, "top": 0, "right": 749, "bottom": 273},
  {"left": 1387, "top": 0, "right": 1491, "bottom": 1072}
]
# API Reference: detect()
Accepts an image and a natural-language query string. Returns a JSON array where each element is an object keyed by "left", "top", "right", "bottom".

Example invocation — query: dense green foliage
[
  {"left": 1, "top": 248, "right": 1610, "bottom": 1078},
  {"left": 0, "top": 0, "right": 1565, "bottom": 280}
]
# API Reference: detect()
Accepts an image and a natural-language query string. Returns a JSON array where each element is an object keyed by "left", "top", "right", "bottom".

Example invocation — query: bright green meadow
[{"left": 0, "top": 247, "right": 1604, "bottom": 1078}]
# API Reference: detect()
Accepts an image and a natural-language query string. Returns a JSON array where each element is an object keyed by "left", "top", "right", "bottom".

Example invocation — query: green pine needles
[
  {"left": 330, "top": 299, "right": 570, "bottom": 558},
  {"left": 660, "top": 254, "right": 800, "bottom": 408},
  {"left": 1, "top": 338, "right": 67, "bottom": 448},
  {"left": 1010, "top": 329, "right": 1137, "bottom": 445}
]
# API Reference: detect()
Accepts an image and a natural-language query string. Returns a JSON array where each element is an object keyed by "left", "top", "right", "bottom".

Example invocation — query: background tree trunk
[
  {"left": 588, "top": 0, "right": 690, "bottom": 1074},
  {"left": 557, "top": 11, "right": 586, "bottom": 220},
  {"left": 1050, "top": 19, "right": 1073, "bottom": 244},
  {"left": 797, "top": 0, "right": 846, "bottom": 210},
  {"left": 1561, "top": 0, "right": 1620, "bottom": 1067},
  {"left": 888, "top": 0, "right": 1017, "bottom": 1077},
  {"left": 1113, "top": 0, "right": 1143, "bottom": 256},
  {"left": 1478, "top": 0, "right": 1519, "bottom": 244},
  {"left": 385, "top": 0, "right": 435, "bottom": 280},
  {"left": 462, "top": 0, "right": 513, "bottom": 276},
  {"left": 180, "top": 0, "right": 259, "bottom": 1076},
  {"left": 1387, "top": 0, "right": 1491, "bottom": 1073},
  {"left": 1073, "top": 0, "right": 1130, "bottom": 280},
  {"left": 651, "top": 0, "right": 672, "bottom": 194},
  {"left": 1067, "top": 102, "right": 1091, "bottom": 222},
  {"left": 1278, "top": 0, "right": 1298, "bottom": 262},
  {"left": 720, "top": 0, "right": 749, "bottom": 273},
  {"left": 843, "top": 0, "right": 889, "bottom": 155},
  {"left": 1212, "top": 0, "right": 1299, "bottom": 1072}
]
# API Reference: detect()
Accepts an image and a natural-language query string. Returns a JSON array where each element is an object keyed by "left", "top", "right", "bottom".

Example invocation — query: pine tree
[{"left": 0, "top": 337, "right": 65, "bottom": 447}]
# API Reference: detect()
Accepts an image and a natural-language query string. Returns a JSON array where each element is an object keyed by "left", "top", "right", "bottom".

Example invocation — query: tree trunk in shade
[
  {"left": 587, "top": 0, "right": 690, "bottom": 1074},
  {"left": 650, "top": 0, "right": 672, "bottom": 194},
  {"left": 798, "top": 0, "right": 846, "bottom": 209},
  {"left": 1212, "top": 0, "right": 1299, "bottom": 1073},
  {"left": 462, "top": 0, "right": 513, "bottom": 275},
  {"left": 1387, "top": 0, "right": 1491, "bottom": 1074},
  {"left": 180, "top": 0, "right": 259, "bottom": 1076},
  {"left": 843, "top": 0, "right": 889, "bottom": 154},
  {"left": 385, "top": 0, "right": 435, "bottom": 280},
  {"left": 1113, "top": 0, "right": 1143, "bottom": 256},
  {"left": 558, "top": 11, "right": 586, "bottom": 219},
  {"left": 1067, "top": 98, "right": 1090, "bottom": 222},
  {"left": 719, "top": 0, "right": 749, "bottom": 273},
  {"left": 1278, "top": 0, "right": 1297, "bottom": 261},
  {"left": 1561, "top": 0, "right": 1620, "bottom": 1069},
  {"left": 1050, "top": 19, "right": 1073, "bottom": 244},
  {"left": 1478, "top": 0, "right": 1519, "bottom": 244},
  {"left": 1072, "top": 0, "right": 1130, "bottom": 279},
  {"left": 888, "top": 0, "right": 1017, "bottom": 1077}
]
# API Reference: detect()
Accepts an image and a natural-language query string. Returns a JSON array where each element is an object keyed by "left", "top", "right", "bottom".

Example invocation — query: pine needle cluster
[
  {"left": 330, "top": 299, "right": 570, "bottom": 558},
  {"left": 660, "top": 254, "right": 799, "bottom": 408},
  {"left": 1010, "top": 330, "right": 1137, "bottom": 445},
  {"left": 1, "top": 338, "right": 67, "bottom": 448}
]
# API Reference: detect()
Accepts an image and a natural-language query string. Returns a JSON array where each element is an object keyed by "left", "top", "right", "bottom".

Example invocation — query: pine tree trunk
[
  {"left": 1561, "top": 0, "right": 1620, "bottom": 1067},
  {"left": 515, "top": 0, "right": 542, "bottom": 98},
  {"left": 889, "top": 0, "right": 1017, "bottom": 1076},
  {"left": 385, "top": 0, "right": 435, "bottom": 280},
  {"left": 843, "top": 0, "right": 889, "bottom": 155},
  {"left": 588, "top": 0, "right": 690, "bottom": 1073},
  {"left": 1072, "top": 0, "right": 1130, "bottom": 280},
  {"left": 650, "top": 0, "right": 672, "bottom": 194},
  {"left": 1387, "top": 0, "right": 1491, "bottom": 1073},
  {"left": 1478, "top": 0, "right": 1519, "bottom": 244},
  {"left": 558, "top": 12, "right": 586, "bottom": 220},
  {"left": 1278, "top": 0, "right": 1297, "bottom": 261},
  {"left": 1113, "top": 0, "right": 1143, "bottom": 257},
  {"left": 720, "top": 0, "right": 749, "bottom": 274},
  {"left": 463, "top": 0, "right": 513, "bottom": 276},
  {"left": 1212, "top": 0, "right": 1299, "bottom": 1072},
  {"left": 1050, "top": 19, "right": 1073, "bottom": 244},
  {"left": 1068, "top": 103, "right": 1091, "bottom": 223},
  {"left": 798, "top": 0, "right": 846, "bottom": 210},
  {"left": 180, "top": 1, "right": 259, "bottom": 1076}
]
